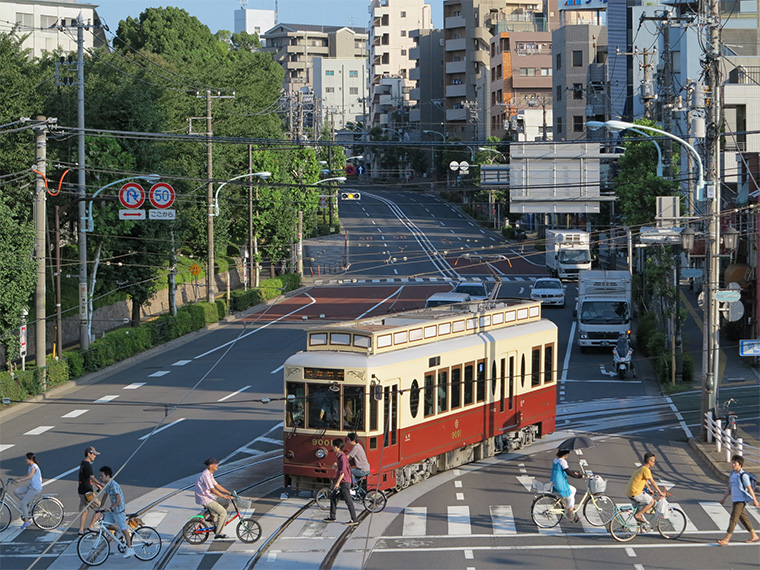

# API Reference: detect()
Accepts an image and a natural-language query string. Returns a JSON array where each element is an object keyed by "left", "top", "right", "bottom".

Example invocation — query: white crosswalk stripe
[
  {"left": 489, "top": 506, "right": 517, "bottom": 535},
  {"left": 403, "top": 506, "right": 427, "bottom": 536},
  {"left": 668, "top": 503, "right": 699, "bottom": 533},
  {"left": 701, "top": 501, "right": 732, "bottom": 531},
  {"left": 447, "top": 505, "right": 471, "bottom": 535}
]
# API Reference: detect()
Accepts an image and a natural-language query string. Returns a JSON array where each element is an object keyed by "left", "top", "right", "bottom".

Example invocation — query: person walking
[
  {"left": 78, "top": 447, "right": 103, "bottom": 535},
  {"left": 325, "top": 439, "right": 358, "bottom": 526},
  {"left": 718, "top": 454, "right": 759, "bottom": 545},
  {"left": 346, "top": 433, "right": 370, "bottom": 484},
  {"left": 551, "top": 449, "right": 583, "bottom": 522},
  {"left": 194, "top": 458, "right": 233, "bottom": 540},
  {"left": 99, "top": 466, "right": 134, "bottom": 558},
  {"left": 11, "top": 452, "right": 42, "bottom": 530},
  {"left": 625, "top": 452, "right": 664, "bottom": 523}
]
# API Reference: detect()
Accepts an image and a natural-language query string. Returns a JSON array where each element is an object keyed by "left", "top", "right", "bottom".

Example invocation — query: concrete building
[
  {"left": 263, "top": 24, "right": 367, "bottom": 94},
  {"left": 408, "top": 27, "right": 445, "bottom": 134},
  {"left": 313, "top": 57, "right": 368, "bottom": 131},
  {"left": 233, "top": 6, "right": 276, "bottom": 43},
  {"left": 368, "top": 0, "right": 432, "bottom": 129},
  {"left": 0, "top": 0, "right": 105, "bottom": 59}
]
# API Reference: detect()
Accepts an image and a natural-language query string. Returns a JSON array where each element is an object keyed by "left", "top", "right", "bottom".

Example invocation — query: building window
[
  {"left": 401, "top": 11, "right": 406, "bottom": 17},
  {"left": 325, "top": 87, "right": 335, "bottom": 93},
  {"left": 573, "top": 115, "right": 584, "bottom": 132},
  {"left": 573, "top": 84, "right": 583, "bottom": 99},
  {"left": 15, "top": 12, "right": 33, "bottom": 27},
  {"left": 556, "top": 53, "right": 561, "bottom": 71},
  {"left": 349, "top": 70, "right": 358, "bottom": 78},
  {"left": 401, "top": 30, "right": 406, "bottom": 37},
  {"left": 556, "top": 85, "right": 562, "bottom": 101},
  {"left": 41, "top": 15, "right": 57, "bottom": 29},
  {"left": 541, "top": 68, "right": 552, "bottom": 76},
  {"left": 557, "top": 117, "right": 563, "bottom": 134},
  {"left": 401, "top": 49, "right": 406, "bottom": 55},
  {"left": 325, "top": 70, "right": 334, "bottom": 76},
  {"left": 572, "top": 50, "right": 583, "bottom": 67},
  {"left": 349, "top": 87, "right": 358, "bottom": 94}
]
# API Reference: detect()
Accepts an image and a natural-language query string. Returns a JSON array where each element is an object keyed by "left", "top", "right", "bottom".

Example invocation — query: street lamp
[
  {"left": 478, "top": 147, "right": 506, "bottom": 163},
  {"left": 301, "top": 176, "right": 347, "bottom": 275},
  {"left": 424, "top": 130, "right": 446, "bottom": 178},
  {"left": 627, "top": 128, "right": 664, "bottom": 178}
]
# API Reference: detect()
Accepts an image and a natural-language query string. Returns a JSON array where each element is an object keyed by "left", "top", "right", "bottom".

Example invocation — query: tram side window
[
  {"left": 286, "top": 382, "right": 305, "bottom": 428},
  {"left": 437, "top": 370, "right": 449, "bottom": 413},
  {"left": 424, "top": 373, "right": 435, "bottom": 417},
  {"left": 310, "top": 384, "right": 340, "bottom": 430},
  {"left": 545, "top": 344, "right": 555, "bottom": 383},
  {"left": 476, "top": 360, "right": 485, "bottom": 402},
  {"left": 343, "top": 386, "right": 365, "bottom": 431},
  {"left": 451, "top": 367, "right": 462, "bottom": 409},
  {"left": 509, "top": 356, "right": 515, "bottom": 409},
  {"left": 491, "top": 361, "right": 498, "bottom": 397},
  {"left": 409, "top": 379, "right": 420, "bottom": 418},
  {"left": 464, "top": 364, "right": 474, "bottom": 405},
  {"left": 370, "top": 392, "right": 378, "bottom": 430},
  {"left": 520, "top": 354, "right": 526, "bottom": 388},
  {"left": 531, "top": 347, "right": 541, "bottom": 387},
  {"left": 499, "top": 359, "right": 505, "bottom": 413}
]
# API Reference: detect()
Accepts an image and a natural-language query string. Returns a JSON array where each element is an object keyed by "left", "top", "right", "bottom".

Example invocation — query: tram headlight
[{"left": 315, "top": 448, "right": 327, "bottom": 459}]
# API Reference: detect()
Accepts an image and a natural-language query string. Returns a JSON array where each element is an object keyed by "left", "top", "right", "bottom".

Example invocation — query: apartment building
[
  {"left": 233, "top": 6, "right": 276, "bottom": 43},
  {"left": 408, "top": 27, "right": 445, "bottom": 133},
  {"left": 313, "top": 57, "right": 368, "bottom": 131},
  {"left": 368, "top": 0, "right": 432, "bottom": 129},
  {"left": 0, "top": 0, "right": 105, "bottom": 59},
  {"left": 263, "top": 24, "right": 368, "bottom": 93}
]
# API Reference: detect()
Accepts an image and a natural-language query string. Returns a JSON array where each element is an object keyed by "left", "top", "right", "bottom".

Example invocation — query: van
[{"left": 425, "top": 292, "right": 471, "bottom": 308}]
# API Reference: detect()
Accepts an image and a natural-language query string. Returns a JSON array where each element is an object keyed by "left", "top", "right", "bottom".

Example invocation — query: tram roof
[{"left": 305, "top": 298, "right": 547, "bottom": 355}]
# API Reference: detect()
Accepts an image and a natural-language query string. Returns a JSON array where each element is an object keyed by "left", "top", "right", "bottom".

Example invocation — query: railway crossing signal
[{"left": 340, "top": 191, "right": 361, "bottom": 200}]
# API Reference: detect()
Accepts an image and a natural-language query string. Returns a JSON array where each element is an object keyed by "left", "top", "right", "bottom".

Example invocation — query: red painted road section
[{"left": 241, "top": 284, "right": 453, "bottom": 323}]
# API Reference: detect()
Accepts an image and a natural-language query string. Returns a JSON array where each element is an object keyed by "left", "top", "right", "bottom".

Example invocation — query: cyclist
[
  {"left": 98, "top": 466, "right": 134, "bottom": 558},
  {"left": 346, "top": 433, "right": 370, "bottom": 484},
  {"left": 9, "top": 452, "right": 42, "bottom": 530},
  {"left": 551, "top": 449, "right": 583, "bottom": 522},
  {"left": 625, "top": 452, "right": 664, "bottom": 523},
  {"left": 194, "top": 458, "right": 233, "bottom": 540}
]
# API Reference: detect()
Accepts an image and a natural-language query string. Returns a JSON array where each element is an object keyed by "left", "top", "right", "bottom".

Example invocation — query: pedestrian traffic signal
[{"left": 340, "top": 192, "right": 361, "bottom": 200}]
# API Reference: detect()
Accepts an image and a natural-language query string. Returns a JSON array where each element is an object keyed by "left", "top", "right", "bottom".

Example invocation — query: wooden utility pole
[{"left": 33, "top": 117, "right": 47, "bottom": 387}]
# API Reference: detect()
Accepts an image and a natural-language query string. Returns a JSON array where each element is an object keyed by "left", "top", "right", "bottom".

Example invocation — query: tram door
[
  {"left": 501, "top": 351, "right": 517, "bottom": 429},
  {"left": 381, "top": 383, "right": 399, "bottom": 471}
]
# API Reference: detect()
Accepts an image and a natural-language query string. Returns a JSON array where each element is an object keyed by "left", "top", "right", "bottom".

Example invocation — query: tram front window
[
  {"left": 310, "top": 384, "right": 340, "bottom": 429},
  {"left": 286, "top": 382, "right": 305, "bottom": 428},
  {"left": 343, "top": 386, "right": 365, "bottom": 431}
]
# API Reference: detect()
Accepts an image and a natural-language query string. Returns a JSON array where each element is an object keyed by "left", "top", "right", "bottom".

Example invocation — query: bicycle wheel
[
  {"left": 531, "top": 494, "right": 563, "bottom": 528},
  {"left": 32, "top": 497, "right": 64, "bottom": 530},
  {"left": 182, "top": 519, "right": 210, "bottom": 544},
  {"left": 236, "top": 518, "right": 262, "bottom": 543},
  {"left": 363, "top": 490, "right": 387, "bottom": 513},
  {"left": 657, "top": 507, "right": 687, "bottom": 539},
  {"left": 608, "top": 511, "right": 638, "bottom": 542},
  {"left": 583, "top": 494, "right": 616, "bottom": 527},
  {"left": 132, "top": 526, "right": 161, "bottom": 560},
  {"left": 0, "top": 502, "right": 11, "bottom": 532},
  {"left": 315, "top": 487, "right": 331, "bottom": 511},
  {"left": 0, "top": 479, "right": 5, "bottom": 501},
  {"left": 77, "top": 531, "right": 110, "bottom": 566}
]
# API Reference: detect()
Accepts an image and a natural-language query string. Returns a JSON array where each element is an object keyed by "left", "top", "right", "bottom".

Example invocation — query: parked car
[
  {"left": 425, "top": 292, "right": 471, "bottom": 308},
  {"left": 530, "top": 278, "right": 566, "bottom": 307},
  {"left": 452, "top": 282, "right": 489, "bottom": 301}
]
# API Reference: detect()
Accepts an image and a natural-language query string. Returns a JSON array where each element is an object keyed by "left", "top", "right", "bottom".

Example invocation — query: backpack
[{"left": 739, "top": 471, "right": 758, "bottom": 495}]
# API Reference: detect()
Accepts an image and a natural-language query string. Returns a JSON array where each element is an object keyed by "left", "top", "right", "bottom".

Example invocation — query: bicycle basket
[
  {"left": 127, "top": 516, "right": 143, "bottom": 530},
  {"left": 235, "top": 496, "right": 253, "bottom": 510},
  {"left": 588, "top": 475, "right": 607, "bottom": 494},
  {"left": 531, "top": 480, "right": 554, "bottom": 494}
]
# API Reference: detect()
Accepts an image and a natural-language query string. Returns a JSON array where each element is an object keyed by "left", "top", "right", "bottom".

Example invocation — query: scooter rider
[{"left": 614, "top": 332, "right": 637, "bottom": 378}]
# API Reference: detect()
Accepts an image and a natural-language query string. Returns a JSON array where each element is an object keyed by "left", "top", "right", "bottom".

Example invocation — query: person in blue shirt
[
  {"left": 11, "top": 452, "right": 43, "bottom": 530},
  {"left": 718, "top": 455, "right": 759, "bottom": 545},
  {"left": 551, "top": 449, "right": 584, "bottom": 522},
  {"left": 99, "top": 466, "right": 134, "bottom": 558}
]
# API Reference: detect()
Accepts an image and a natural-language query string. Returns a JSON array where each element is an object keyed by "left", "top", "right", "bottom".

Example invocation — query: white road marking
[
  {"left": 490, "top": 506, "right": 517, "bottom": 535},
  {"left": 517, "top": 475, "right": 535, "bottom": 492},
  {"left": 0, "top": 444, "right": 15, "bottom": 454},
  {"left": 561, "top": 321, "right": 576, "bottom": 383},
  {"left": 393, "top": 269, "right": 398, "bottom": 274},
  {"left": 700, "top": 501, "right": 731, "bottom": 531},
  {"left": 149, "top": 371, "right": 170, "bottom": 377},
  {"left": 124, "top": 383, "right": 145, "bottom": 390},
  {"left": 218, "top": 385, "right": 251, "bottom": 402},
  {"left": 256, "top": 437, "right": 282, "bottom": 446},
  {"left": 95, "top": 395, "right": 119, "bottom": 403},
  {"left": 456, "top": 493, "right": 465, "bottom": 501},
  {"left": 665, "top": 395, "right": 693, "bottom": 439},
  {"left": 625, "top": 547, "right": 636, "bottom": 557},
  {"left": 62, "top": 409, "right": 88, "bottom": 418},
  {"left": 448, "top": 506, "right": 471, "bottom": 534},
  {"left": 138, "top": 418, "right": 186, "bottom": 441},
  {"left": 403, "top": 507, "right": 427, "bottom": 536},
  {"left": 172, "top": 360, "right": 191, "bottom": 366},
  {"left": 668, "top": 503, "right": 699, "bottom": 533},
  {"left": 464, "top": 549, "right": 474, "bottom": 559},
  {"left": 455, "top": 481, "right": 463, "bottom": 488},
  {"left": 271, "top": 365, "right": 284, "bottom": 374}
]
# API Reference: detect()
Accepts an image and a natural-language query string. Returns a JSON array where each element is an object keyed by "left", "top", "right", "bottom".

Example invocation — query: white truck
[
  {"left": 545, "top": 230, "right": 592, "bottom": 280},
  {"left": 576, "top": 270, "right": 633, "bottom": 351}
]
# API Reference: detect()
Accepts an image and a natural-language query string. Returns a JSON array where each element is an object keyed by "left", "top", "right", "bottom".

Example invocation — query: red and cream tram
[{"left": 283, "top": 298, "right": 557, "bottom": 492}]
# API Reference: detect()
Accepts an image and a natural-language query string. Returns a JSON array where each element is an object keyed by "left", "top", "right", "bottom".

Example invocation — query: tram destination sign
[{"left": 303, "top": 368, "right": 344, "bottom": 381}]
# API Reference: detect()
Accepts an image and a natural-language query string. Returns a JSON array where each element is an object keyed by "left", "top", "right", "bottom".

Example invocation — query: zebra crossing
[
  {"left": 378, "top": 502, "right": 760, "bottom": 538},
  {"left": 312, "top": 275, "right": 540, "bottom": 286}
]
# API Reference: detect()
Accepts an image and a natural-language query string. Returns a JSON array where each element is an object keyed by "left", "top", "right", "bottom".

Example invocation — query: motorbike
[{"left": 613, "top": 336, "right": 633, "bottom": 379}]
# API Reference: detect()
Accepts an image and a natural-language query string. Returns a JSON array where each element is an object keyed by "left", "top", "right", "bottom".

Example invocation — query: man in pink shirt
[
  {"left": 325, "top": 439, "right": 358, "bottom": 525},
  {"left": 194, "top": 458, "right": 233, "bottom": 540}
]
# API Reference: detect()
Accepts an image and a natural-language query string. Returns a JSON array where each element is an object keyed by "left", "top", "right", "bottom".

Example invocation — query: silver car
[
  {"left": 530, "top": 278, "right": 566, "bottom": 307},
  {"left": 453, "top": 282, "right": 489, "bottom": 300}
]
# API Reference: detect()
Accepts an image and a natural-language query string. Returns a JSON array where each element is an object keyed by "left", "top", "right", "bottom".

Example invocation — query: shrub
[
  {"left": 197, "top": 302, "right": 219, "bottom": 325},
  {"left": 681, "top": 352, "right": 694, "bottom": 384},
  {"left": 47, "top": 355, "right": 70, "bottom": 388},
  {"left": 636, "top": 312, "right": 657, "bottom": 356},
  {"left": 63, "top": 351, "right": 85, "bottom": 380},
  {"left": 215, "top": 299, "right": 227, "bottom": 319}
]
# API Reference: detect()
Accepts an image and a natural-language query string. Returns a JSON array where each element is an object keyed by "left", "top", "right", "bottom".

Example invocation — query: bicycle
[
  {"left": 76, "top": 511, "right": 161, "bottom": 566},
  {"left": 608, "top": 487, "right": 687, "bottom": 542},
  {"left": 315, "top": 476, "right": 387, "bottom": 513},
  {"left": 530, "top": 459, "right": 616, "bottom": 528},
  {"left": 182, "top": 491, "right": 261, "bottom": 544},
  {"left": 718, "top": 398, "right": 739, "bottom": 440},
  {"left": 0, "top": 477, "right": 64, "bottom": 531}
]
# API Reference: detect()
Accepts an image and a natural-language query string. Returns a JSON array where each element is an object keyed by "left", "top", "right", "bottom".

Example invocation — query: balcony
[
  {"left": 409, "top": 46, "right": 420, "bottom": 60},
  {"left": 446, "top": 60, "right": 466, "bottom": 74},
  {"left": 409, "top": 108, "right": 421, "bottom": 123},
  {"left": 445, "top": 84, "right": 466, "bottom": 97},
  {"left": 409, "top": 67, "right": 420, "bottom": 81},
  {"left": 445, "top": 15, "right": 466, "bottom": 29},
  {"left": 446, "top": 108, "right": 467, "bottom": 121},
  {"left": 446, "top": 37, "right": 466, "bottom": 52}
]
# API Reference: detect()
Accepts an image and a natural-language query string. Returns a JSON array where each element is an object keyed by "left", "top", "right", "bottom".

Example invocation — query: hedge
[{"left": 0, "top": 355, "right": 70, "bottom": 402}]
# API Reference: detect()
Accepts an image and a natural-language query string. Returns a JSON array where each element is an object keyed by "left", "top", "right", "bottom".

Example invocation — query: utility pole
[
  {"left": 199, "top": 90, "right": 234, "bottom": 304},
  {"left": 33, "top": 117, "right": 47, "bottom": 387}
]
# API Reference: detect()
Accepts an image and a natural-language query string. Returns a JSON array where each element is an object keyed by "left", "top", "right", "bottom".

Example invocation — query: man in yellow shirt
[{"left": 625, "top": 452, "right": 664, "bottom": 523}]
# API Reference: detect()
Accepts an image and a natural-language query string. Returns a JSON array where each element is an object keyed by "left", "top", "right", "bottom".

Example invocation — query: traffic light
[{"left": 340, "top": 191, "right": 361, "bottom": 200}]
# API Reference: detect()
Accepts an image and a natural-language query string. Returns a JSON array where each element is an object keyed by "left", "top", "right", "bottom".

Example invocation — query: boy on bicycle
[
  {"left": 625, "top": 452, "right": 664, "bottom": 523},
  {"left": 99, "top": 466, "right": 134, "bottom": 559}
]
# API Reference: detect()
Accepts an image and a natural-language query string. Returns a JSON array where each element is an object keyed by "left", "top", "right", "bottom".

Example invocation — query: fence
[{"left": 704, "top": 411, "right": 760, "bottom": 467}]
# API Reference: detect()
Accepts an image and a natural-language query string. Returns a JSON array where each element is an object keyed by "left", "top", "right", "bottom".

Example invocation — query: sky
[{"left": 93, "top": 1, "right": 443, "bottom": 35}]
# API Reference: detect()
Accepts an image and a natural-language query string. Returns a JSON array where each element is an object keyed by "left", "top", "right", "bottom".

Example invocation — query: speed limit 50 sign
[{"left": 149, "top": 182, "right": 175, "bottom": 209}]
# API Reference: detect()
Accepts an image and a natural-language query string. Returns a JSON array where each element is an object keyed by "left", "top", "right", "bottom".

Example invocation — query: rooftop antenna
[
  {"left": 240, "top": 0, "right": 248, "bottom": 8},
  {"left": 275, "top": 0, "right": 279, "bottom": 24}
]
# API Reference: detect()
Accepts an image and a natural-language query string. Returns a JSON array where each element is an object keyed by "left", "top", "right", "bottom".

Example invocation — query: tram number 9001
[
  {"left": 312, "top": 438, "right": 333, "bottom": 447},
  {"left": 451, "top": 429, "right": 462, "bottom": 440}
]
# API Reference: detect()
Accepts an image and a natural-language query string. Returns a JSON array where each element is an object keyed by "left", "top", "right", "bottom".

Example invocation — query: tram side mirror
[{"left": 373, "top": 384, "right": 383, "bottom": 401}]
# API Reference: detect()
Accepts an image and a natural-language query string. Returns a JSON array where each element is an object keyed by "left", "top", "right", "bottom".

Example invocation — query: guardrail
[{"left": 704, "top": 411, "right": 760, "bottom": 466}]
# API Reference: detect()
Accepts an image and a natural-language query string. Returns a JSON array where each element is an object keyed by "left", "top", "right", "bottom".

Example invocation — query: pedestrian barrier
[{"left": 703, "top": 411, "right": 760, "bottom": 466}]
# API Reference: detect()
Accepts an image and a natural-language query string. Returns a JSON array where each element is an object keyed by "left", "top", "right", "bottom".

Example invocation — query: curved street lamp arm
[
  {"left": 213, "top": 172, "right": 271, "bottom": 216},
  {"left": 86, "top": 174, "right": 160, "bottom": 231}
]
